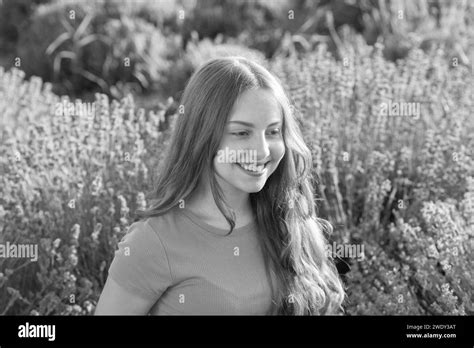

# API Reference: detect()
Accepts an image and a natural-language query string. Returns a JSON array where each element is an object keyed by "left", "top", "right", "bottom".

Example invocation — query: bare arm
[{"left": 94, "top": 276, "right": 157, "bottom": 315}]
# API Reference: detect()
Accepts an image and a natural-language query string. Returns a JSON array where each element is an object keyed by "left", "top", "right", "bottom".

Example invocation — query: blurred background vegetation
[
  {"left": 0, "top": 0, "right": 472, "bottom": 107},
  {"left": 0, "top": 0, "right": 472, "bottom": 315}
]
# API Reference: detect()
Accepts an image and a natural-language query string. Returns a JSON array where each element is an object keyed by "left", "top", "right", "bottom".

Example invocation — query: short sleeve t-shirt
[{"left": 107, "top": 205, "right": 279, "bottom": 315}]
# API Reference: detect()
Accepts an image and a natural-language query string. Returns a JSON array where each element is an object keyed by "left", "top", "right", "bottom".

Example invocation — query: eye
[
  {"left": 269, "top": 128, "right": 281, "bottom": 135},
  {"left": 231, "top": 131, "right": 249, "bottom": 137}
]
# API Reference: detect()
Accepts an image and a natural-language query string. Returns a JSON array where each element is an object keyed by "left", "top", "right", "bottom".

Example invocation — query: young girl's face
[{"left": 213, "top": 88, "right": 286, "bottom": 194}]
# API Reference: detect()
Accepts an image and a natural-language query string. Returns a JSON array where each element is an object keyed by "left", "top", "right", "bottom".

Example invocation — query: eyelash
[{"left": 231, "top": 129, "right": 281, "bottom": 137}]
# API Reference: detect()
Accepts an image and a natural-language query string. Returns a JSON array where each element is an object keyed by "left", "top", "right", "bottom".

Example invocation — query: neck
[{"left": 186, "top": 175, "right": 252, "bottom": 220}]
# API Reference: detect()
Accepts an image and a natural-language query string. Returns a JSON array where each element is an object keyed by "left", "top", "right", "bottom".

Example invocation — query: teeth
[{"left": 239, "top": 163, "right": 265, "bottom": 172}]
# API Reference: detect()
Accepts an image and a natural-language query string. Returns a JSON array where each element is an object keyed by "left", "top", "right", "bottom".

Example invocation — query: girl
[{"left": 95, "top": 56, "right": 345, "bottom": 315}]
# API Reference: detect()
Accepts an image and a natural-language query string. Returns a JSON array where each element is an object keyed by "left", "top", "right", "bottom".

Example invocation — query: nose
[{"left": 250, "top": 131, "right": 271, "bottom": 163}]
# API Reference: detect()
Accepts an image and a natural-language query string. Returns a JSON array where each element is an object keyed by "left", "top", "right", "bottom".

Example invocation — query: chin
[
  {"left": 234, "top": 176, "right": 270, "bottom": 192},
  {"left": 238, "top": 183, "right": 266, "bottom": 193}
]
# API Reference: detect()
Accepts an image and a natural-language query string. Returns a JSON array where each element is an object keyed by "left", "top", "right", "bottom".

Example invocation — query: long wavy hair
[{"left": 136, "top": 56, "right": 346, "bottom": 315}]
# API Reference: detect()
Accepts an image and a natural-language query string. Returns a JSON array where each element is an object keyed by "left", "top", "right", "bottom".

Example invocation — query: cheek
[
  {"left": 213, "top": 155, "right": 233, "bottom": 178},
  {"left": 213, "top": 156, "right": 225, "bottom": 171},
  {"left": 271, "top": 140, "right": 286, "bottom": 161}
]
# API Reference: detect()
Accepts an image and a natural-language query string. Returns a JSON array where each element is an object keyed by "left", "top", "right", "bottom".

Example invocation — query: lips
[{"left": 234, "top": 161, "right": 270, "bottom": 174}]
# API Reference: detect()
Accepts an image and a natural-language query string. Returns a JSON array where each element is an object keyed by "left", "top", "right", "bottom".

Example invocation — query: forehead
[{"left": 228, "top": 89, "right": 282, "bottom": 122}]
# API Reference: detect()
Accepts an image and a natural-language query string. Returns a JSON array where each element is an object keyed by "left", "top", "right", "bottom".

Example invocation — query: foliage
[
  {"left": 44, "top": 13, "right": 111, "bottom": 94},
  {"left": 4, "top": 0, "right": 472, "bottom": 103},
  {"left": 263, "top": 0, "right": 474, "bottom": 63},
  {"left": 0, "top": 67, "right": 176, "bottom": 315},
  {"left": 178, "top": 0, "right": 289, "bottom": 57},
  {"left": 360, "top": 0, "right": 474, "bottom": 62},
  {"left": 14, "top": 1, "right": 94, "bottom": 83},
  {"left": 270, "top": 39, "right": 473, "bottom": 314},
  {"left": 99, "top": 15, "right": 180, "bottom": 99},
  {"left": 13, "top": 0, "right": 181, "bottom": 98},
  {"left": 0, "top": 0, "right": 51, "bottom": 51},
  {"left": 164, "top": 33, "right": 267, "bottom": 101},
  {"left": 0, "top": 3, "right": 473, "bottom": 314}
]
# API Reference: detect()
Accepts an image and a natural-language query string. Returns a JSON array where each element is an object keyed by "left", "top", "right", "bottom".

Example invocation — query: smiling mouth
[{"left": 234, "top": 161, "right": 270, "bottom": 173}]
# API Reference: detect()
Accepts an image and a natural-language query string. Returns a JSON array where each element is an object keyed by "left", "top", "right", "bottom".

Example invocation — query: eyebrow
[{"left": 228, "top": 120, "right": 282, "bottom": 127}]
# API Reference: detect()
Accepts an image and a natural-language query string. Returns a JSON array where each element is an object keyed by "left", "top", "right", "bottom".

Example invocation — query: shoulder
[
  {"left": 134, "top": 207, "right": 179, "bottom": 238},
  {"left": 125, "top": 206, "right": 211, "bottom": 262},
  {"left": 123, "top": 207, "right": 186, "bottom": 250},
  {"left": 139, "top": 205, "right": 194, "bottom": 240},
  {"left": 108, "top": 216, "right": 175, "bottom": 300},
  {"left": 123, "top": 218, "right": 159, "bottom": 244},
  {"left": 116, "top": 218, "right": 168, "bottom": 261}
]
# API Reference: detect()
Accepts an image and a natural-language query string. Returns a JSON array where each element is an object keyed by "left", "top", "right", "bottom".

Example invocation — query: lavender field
[{"left": 0, "top": 0, "right": 472, "bottom": 316}]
